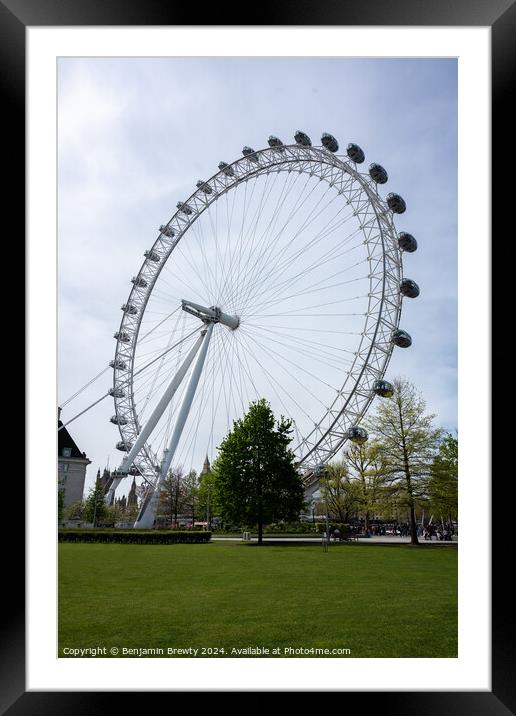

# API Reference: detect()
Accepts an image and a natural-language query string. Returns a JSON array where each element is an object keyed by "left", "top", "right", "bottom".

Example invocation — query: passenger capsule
[
  {"left": 116, "top": 440, "right": 132, "bottom": 452},
  {"left": 387, "top": 192, "right": 406, "bottom": 214},
  {"left": 268, "top": 135, "right": 285, "bottom": 150},
  {"left": 369, "top": 163, "right": 388, "bottom": 184},
  {"left": 242, "top": 146, "right": 259, "bottom": 162},
  {"left": 110, "top": 415, "right": 128, "bottom": 425},
  {"left": 109, "top": 359, "right": 127, "bottom": 370},
  {"left": 398, "top": 232, "right": 418, "bottom": 253},
  {"left": 177, "top": 201, "right": 193, "bottom": 215},
  {"left": 347, "top": 426, "right": 368, "bottom": 444},
  {"left": 114, "top": 331, "right": 131, "bottom": 343},
  {"left": 196, "top": 180, "right": 213, "bottom": 194},
  {"left": 294, "top": 130, "right": 311, "bottom": 146},
  {"left": 131, "top": 276, "right": 148, "bottom": 288},
  {"left": 321, "top": 133, "right": 339, "bottom": 152},
  {"left": 144, "top": 250, "right": 160, "bottom": 263},
  {"left": 109, "top": 387, "right": 126, "bottom": 398},
  {"left": 128, "top": 466, "right": 140, "bottom": 476},
  {"left": 159, "top": 224, "right": 175, "bottom": 238},
  {"left": 392, "top": 329, "right": 412, "bottom": 348},
  {"left": 400, "top": 278, "right": 420, "bottom": 298},
  {"left": 373, "top": 379, "right": 394, "bottom": 398},
  {"left": 218, "top": 161, "right": 234, "bottom": 176},
  {"left": 347, "top": 143, "right": 365, "bottom": 163},
  {"left": 121, "top": 303, "right": 138, "bottom": 315}
]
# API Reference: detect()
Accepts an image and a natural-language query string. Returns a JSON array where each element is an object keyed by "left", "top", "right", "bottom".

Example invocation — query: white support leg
[
  {"left": 134, "top": 322, "right": 214, "bottom": 528},
  {"left": 104, "top": 331, "right": 205, "bottom": 505}
]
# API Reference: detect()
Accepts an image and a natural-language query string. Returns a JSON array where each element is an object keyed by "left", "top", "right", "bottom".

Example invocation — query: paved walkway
[{"left": 212, "top": 535, "right": 457, "bottom": 545}]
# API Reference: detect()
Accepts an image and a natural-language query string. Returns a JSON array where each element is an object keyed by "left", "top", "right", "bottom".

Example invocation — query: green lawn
[{"left": 59, "top": 541, "right": 457, "bottom": 658}]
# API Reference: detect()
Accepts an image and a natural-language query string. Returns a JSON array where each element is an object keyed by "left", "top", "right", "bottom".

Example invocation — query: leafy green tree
[
  {"left": 57, "top": 487, "right": 65, "bottom": 524},
  {"left": 157, "top": 469, "right": 186, "bottom": 527},
  {"left": 344, "top": 442, "right": 389, "bottom": 533},
  {"left": 213, "top": 399, "right": 305, "bottom": 544},
  {"left": 368, "top": 378, "right": 442, "bottom": 545},
  {"left": 198, "top": 471, "right": 219, "bottom": 528},
  {"left": 82, "top": 477, "right": 108, "bottom": 526},
  {"left": 428, "top": 433, "right": 458, "bottom": 526},
  {"left": 64, "top": 499, "right": 85, "bottom": 521},
  {"left": 318, "top": 462, "right": 361, "bottom": 522},
  {"left": 182, "top": 470, "right": 199, "bottom": 525}
]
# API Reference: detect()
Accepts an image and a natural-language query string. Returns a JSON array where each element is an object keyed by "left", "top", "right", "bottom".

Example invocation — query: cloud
[{"left": 57, "top": 57, "right": 457, "bottom": 494}]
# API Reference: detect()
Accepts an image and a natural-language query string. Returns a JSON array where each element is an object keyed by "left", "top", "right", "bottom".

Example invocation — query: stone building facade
[{"left": 58, "top": 415, "right": 91, "bottom": 508}]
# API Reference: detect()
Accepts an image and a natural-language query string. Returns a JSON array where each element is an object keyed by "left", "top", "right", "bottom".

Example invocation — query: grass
[{"left": 59, "top": 541, "right": 457, "bottom": 658}]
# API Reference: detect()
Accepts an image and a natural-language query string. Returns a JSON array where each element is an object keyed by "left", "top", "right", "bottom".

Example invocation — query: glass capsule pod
[
  {"left": 196, "top": 180, "right": 213, "bottom": 194},
  {"left": 294, "top": 130, "right": 311, "bottom": 146},
  {"left": 242, "top": 146, "right": 259, "bottom": 162},
  {"left": 116, "top": 441, "right": 132, "bottom": 452},
  {"left": 392, "top": 329, "right": 412, "bottom": 348},
  {"left": 109, "top": 359, "right": 127, "bottom": 370},
  {"left": 397, "top": 232, "right": 418, "bottom": 253},
  {"left": 114, "top": 331, "right": 131, "bottom": 343},
  {"left": 110, "top": 415, "right": 128, "bottom": 425},
  {"left": 321, "top": 133, "right": 339, "bottom": 152},
  {"left": 144, "top": 250, "right": 160, "bottom": 263},
  {"left": 131, "top": 276, "right": 148, "bottom": 288},
  {"left": 159, "top": 224, "right": 175, "bottom": 238},
  {"left": 369, "top": 163, "right": 388, "bottom": 184},
  {"left": 108, "top": 387, "right": 126, "bottom": 398},
  {"left": 400, "top": 278, "right": 420, "bottom": 298},
  {"left": 347, "top": 143, "right": 365, "bottom": 163},
  {"left": 177, "top": 201, "right": 193, "bottom": 215},
  {"left": 373, "top": 379, "right": 394, "bottom": 398},
  {"left": 386, "top": 192, "right": 407, "bottom": 214},
  {"left": 268, "top": 135, "right": 285, "bottom": 151},
  {"left": 347, "top": 426, "right": 369, "bottom": 444},
  {"left": 121, "top": 303, "right": 138, "bottom": 315},
  {"left": 218, "top": 161, "right": 234, "bottom": 176}
]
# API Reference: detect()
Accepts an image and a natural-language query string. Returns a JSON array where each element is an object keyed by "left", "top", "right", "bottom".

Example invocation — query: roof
[{"left": 58, "top": 420, "right": 88, "bottom": 459}]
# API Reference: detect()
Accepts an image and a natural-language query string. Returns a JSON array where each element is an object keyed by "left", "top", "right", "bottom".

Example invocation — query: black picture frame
[{"left": 9, "top": 0, "right": 512, "bottom": 711}]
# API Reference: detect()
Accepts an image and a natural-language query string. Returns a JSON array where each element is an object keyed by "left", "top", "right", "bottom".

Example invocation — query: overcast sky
[{"left": 58, "top": 57, "right": 457, "bottom": 496}]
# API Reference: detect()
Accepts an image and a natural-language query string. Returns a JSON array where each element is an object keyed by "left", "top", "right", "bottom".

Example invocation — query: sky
[{"left": 57, "top": 57, "right": 457, "bottom": 497}]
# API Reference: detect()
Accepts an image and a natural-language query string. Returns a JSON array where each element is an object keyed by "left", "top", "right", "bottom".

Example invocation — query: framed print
[{"left": 8, "top": 0, "right": 513, "bottom": 710}]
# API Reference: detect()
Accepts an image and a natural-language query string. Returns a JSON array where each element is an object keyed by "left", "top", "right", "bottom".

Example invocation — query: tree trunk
[
  {"left": 258, "top": 519, "right": 263, "bottom": 545},
  {"left": 409, "top": 503, "right": 419, "bottom": 545}
]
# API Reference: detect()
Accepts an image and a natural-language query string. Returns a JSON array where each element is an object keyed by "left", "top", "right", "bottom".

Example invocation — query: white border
[{"left": 27, "top": 27, "right": 490, "bottom": 691}]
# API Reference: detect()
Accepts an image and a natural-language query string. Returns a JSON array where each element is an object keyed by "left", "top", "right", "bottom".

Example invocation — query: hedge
[{"left": 58, "top": 529, "right": 211, "bottom": 544}]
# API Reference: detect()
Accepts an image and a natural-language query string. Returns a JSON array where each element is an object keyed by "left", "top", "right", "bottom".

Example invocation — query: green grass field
[{"left": 59, "top": 541, "right": 457, "bottom": 658}]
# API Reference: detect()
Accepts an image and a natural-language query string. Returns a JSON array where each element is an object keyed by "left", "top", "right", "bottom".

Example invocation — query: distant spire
[{"left": 201, "top": 455, "right": 211, "bottom": 475}]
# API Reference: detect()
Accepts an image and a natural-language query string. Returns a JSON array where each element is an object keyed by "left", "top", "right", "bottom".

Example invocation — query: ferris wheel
[{"left": 105, "top": 131, "right": 419, "bottom": 528}]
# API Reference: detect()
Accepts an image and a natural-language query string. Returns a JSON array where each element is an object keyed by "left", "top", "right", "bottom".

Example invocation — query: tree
[
  {"left": 213, "top": 399, "right": 305, "bottom": 544},
  {"left": 64, "top": 499, "right": 85, "bottom": 522},
  {"left": 344, "top": 442, "right": 389, "bottom": 533},
  {"left": 82, "top": 477, "right": 108, "bottom": 526},
  {"left": 368, "top": 378, "right": 442, "bottom": 545},
  {"left": 182, "top": 470, "right": 199, "bottom": 525},
  {"left": 318, "top": 462, "right": 361, "bottom": 522},
  {"left": 428, "top": 433, "right": 458, "bottom": 527},
  {"left": 198, "top": 471, "right": 219, "bottom": 528},
  {"left": 158, "top": 468, "right": 186, "bottom": 527},
  {"left": 57, "top": 487, "right": 65, "bottom": 525}
]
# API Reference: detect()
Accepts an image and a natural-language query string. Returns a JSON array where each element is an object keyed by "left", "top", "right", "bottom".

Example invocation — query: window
[
  {"left": 62, "top": 447, "right": 72, "bottom": 458},
  {"left": 58, "top": 462, "right": 69, "bottom": 472}
]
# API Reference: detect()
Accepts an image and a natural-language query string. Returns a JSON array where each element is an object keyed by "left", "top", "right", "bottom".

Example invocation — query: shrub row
[{"left": 58, "top": 529, "right": 211, "bottom": 544}]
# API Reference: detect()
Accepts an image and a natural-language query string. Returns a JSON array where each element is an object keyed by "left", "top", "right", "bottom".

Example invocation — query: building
[
  {"left": 57, "top": 410, "right": 91, "bottom": 508},
  {"left": 201, "top": 455, "right": 211, "bottom": 476}
]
